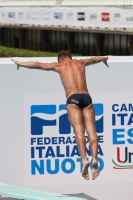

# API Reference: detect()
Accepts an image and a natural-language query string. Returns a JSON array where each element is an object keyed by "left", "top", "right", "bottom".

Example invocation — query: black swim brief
[{"left": 66, "top": 93, "right": 92, "bottom": 109}]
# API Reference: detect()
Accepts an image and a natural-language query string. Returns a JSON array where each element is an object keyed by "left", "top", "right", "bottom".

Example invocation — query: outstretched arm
[
  {"left": 81, "top": 56, "right": 109, "bottom": 67},
  {"left": 11, "top": 58, "right": 59, "bottom": 71}
]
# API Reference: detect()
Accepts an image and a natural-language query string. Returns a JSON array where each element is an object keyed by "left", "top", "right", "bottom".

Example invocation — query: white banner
[
  {"left": 24, "top": 92, "right": 133, "bottom": 186},
  {"left": 0, "top": 6, "right": 133, "bottom": 28},
  {"left": 0, "top": 57, "right": 133, "bottom": 200}
]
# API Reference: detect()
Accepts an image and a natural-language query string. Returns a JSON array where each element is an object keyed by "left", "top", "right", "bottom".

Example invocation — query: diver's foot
[
  {"left": 92, "top": 160, "right": 100, "bottom": 180},
  {"left": 82, "top": 161, "right": 90, "bottom": 180}
]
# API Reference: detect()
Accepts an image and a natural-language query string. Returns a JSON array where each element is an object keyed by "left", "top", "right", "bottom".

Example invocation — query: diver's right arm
[{"left": 11, "top": 58, "right": 59, "bottom": 71}]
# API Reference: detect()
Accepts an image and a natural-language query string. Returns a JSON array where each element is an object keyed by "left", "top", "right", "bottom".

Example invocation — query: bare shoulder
[
  {"left": 73, "top": 59, "right": 86, "bottom": 67},
  {"left": 78, "top": 58, "right": 93, "bottom": 66},
  {"left": 72, "top": 59, "right": 81, "bottom": 62},
  {"left": 71, "top": 59, "right": 84, "bottom": 64},
  {"left": 53, "top": 62, "right": 62, "bottom": 71}
]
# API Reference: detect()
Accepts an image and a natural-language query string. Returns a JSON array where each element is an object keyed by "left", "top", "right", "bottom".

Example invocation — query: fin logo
[
  {"left": 31, "top": 103, "right": 104, "bottom": 135},
  {"left": 93, "top": 103, "right": 104, "bottom": 133},
  {"left": 31, "top": 105, "right": 70, "bottom": 135}
]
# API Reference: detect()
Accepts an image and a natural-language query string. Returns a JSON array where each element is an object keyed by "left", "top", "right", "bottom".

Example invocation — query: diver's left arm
[{"left": 80, "top": 56, "right": 109, "bottom": 67}]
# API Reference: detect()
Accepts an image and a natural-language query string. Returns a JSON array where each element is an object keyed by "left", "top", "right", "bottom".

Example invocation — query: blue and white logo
[
  {"left": 54, "top": 12, "right": 63, "bottom": 19},
  {"left": 27, "top": 101, "right": 104, "bottom": 177},
  {"left": 8, "top": 12, "right": 15, "bottom": 18},
  {"left": 31, "top": 103, "right": 104, "bottom": 135},
  {"left": 31, "top": 104, "right": 71, "bottom": 135},
  {"left": 93, "top": 103, "right": 104, "bottom": 133}
]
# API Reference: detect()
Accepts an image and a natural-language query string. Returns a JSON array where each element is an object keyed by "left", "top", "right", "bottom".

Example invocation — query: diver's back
[{"left": 58, "top": 59, "right": 89, "bottom": 98}]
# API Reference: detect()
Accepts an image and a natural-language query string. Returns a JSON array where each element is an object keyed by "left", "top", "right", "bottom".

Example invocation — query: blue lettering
[
  {"left": 52, "top": 137, "right": 57, "bottom": 144},
  {"left": 98, "top": 135, "right": 104, "bottom": 143},
  {"left": 120, "top": 104, "right": 127, "bottom": 112},
  {"left": 66, "top": 145, "right": 70, "bottom": 157},
  {"left": 127, "top": 128, "right": 133, "bottom": 144},
  {"left": 117, "top": 114, "right": 128, "bottom": 125},
  {"left": 112, "top": 104, "right": 133, "bottom": 112},
  {"left": 31, "top": 158, "right": 105, "bottom": 174},
  {"left": 86, "top": 145, "right": 103, "bottom": 156},
  {"left": 98, "top": 145, "right": 104, "bottom": 156},
  {"left": 36, "top": 146, "right": 45, "bottom": 158},
  {"left": 76, "top": 158, "right": 82, "bottom": 172},
  {"left": 112, "top": 114, "right": 116, "bottom": 126},
  {"left": 66, "top": 137, "right": 72, "bottom": 144},
  {"left": 31, "top": 138, "right": 36, "bottom": 145},
  {"left": 59, "top": 137, "right": 65, "bottom": 144},
  {"left": 44, "top": 137, "right": 51, "bottom": 145},
  {"left": 61, "top": 158, "right": 75, "bottom": 173},
  {"left": 85, "top": 136, "right": 89, "bottom": 143},
  {"left": 112, "top": 129, "right": 125, "bottom": 144},
  {"left": 31, "top": 160, "right": 44, "bottom": 175},
  {"left": 72, "top": 136, "right": 77, "bottom": 144},
  {"left": 47, "top": 159, "right": 59, "bottom": 174},
  {"left": 112, "top": 104, "right": 119, "bottom": 112},
  {"left": 129, "top": 104, "right": 133, "bottom": 111},
  {"left": 31, "top": 147, "right": 34, "bottom": 158},
  {"left": 71, "top": 145, "right": 80, "bottom": 157},
  {"left": 128, "top": 114, "right": 133, "bottom": 125},
  {"left": 37, "top": 137, "right": 43, "bottom": 145},
  {"left": 45, "top": 146, "right": 55, "bottom": 158},
  {"left": 56, "top": 146, "right": 65, "bottom": 157}
]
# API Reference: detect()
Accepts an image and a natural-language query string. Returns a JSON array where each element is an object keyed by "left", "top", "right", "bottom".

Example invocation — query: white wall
[{"left": 0, "top": 56, "right": 133, "bottom": 200}]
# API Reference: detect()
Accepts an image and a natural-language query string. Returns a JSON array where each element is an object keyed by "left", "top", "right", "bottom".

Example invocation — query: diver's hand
[
  {"left": 11, "top": 58, "right": 21, "bottom": 70},
  {"left": 103, "top": 57, "right": 109, "bottom": 67}
]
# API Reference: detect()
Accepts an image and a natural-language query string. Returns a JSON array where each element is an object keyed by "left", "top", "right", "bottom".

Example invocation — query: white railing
[
  {"left": 61, "top": 0, "right": 133, "bottom": 6},
  {"left": 0, "top": 0, "right": 57, "bottom": 6},
  {"left": 0, "top": 0, "right": 133, "bottom": 7}
]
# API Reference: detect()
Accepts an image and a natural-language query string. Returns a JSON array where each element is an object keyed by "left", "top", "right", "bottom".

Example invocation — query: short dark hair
[{"left": 57, "top": 50, "right": 72, "bottom": 62}]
